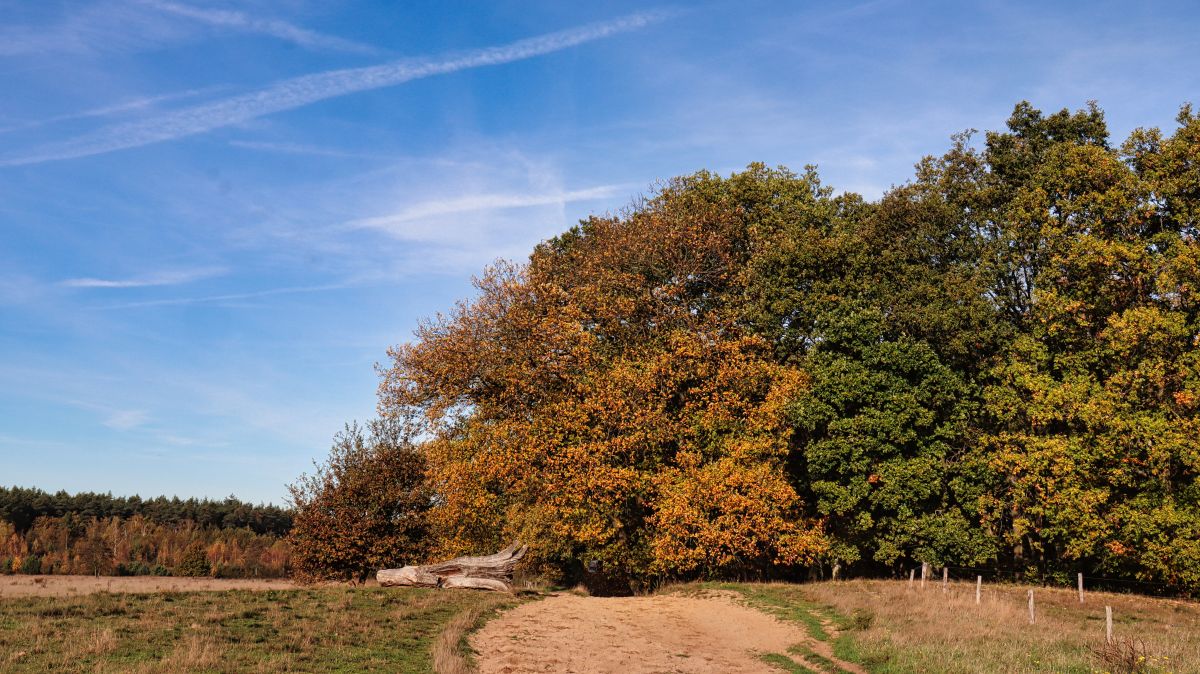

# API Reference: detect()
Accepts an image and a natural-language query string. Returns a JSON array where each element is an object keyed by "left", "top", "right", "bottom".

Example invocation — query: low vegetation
[
  {"left": 0, "top": 585, "right": 517, "bottom": 673},
  {"left": 710, "top": 580, "right": 1200, "bottom": 673},
  {"left": 287, "top": 418, "right": 431, "bottom": 583},
  {"left": 7, "top": 578, "right": 1192, "bottom": 673}
]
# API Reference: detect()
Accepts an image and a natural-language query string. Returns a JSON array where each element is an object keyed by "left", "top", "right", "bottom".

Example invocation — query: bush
[
  {"left": 116, "top": 561, "right": 151, "bottom": 576},
  {"left": 288, "top": 418, "right": 430, "bottom": 583},
  {"left": 850, "top": 608, "right": 875, "bottom": 631},
  {"left": 174, "top": 543, "right": 211, "bottom": 577},
  {"left": 18, "top": 555, "right": 42, "bottom": 574}
]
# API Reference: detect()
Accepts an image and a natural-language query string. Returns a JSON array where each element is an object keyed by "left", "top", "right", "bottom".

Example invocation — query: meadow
[
  {"left": 722, "top": 580, "right": 1200, "bottom": 674},
  {"left": 2, "top": 576, "right": 1196, "bottom": 673},
  {"left": 0, "top": 580, "right": 514, "bottom": 673}
]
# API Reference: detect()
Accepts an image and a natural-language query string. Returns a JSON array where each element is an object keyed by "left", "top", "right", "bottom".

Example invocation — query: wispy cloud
[
  {"left": 98, "top": 283, "right": 347, "bottom": 309},
  {"left": 139, "top": 0, "right": 382, "bottom": 55},
  {"left": 227, "top": 139, "right": 384, "bottom": 159},
  {"left": 0, "top": 273, "right": 44, "bottom": 305},
  {"left": 0, "top": 1, "right": 190, "bottom": 57},
  {"left": 348, "top": 184, "right": 630, "bottom": 234},
  {"left": 104, "top": 409, "right": 149, "bottom": 430},
  {"left": 0, "top": 88, "right": 220, "bottom": 135},
  {"left": 0, "top": 10, "right": 670, "bottom": 167},
  {"left": 61, "top": 266, "right": 226, "bottom": 289}
]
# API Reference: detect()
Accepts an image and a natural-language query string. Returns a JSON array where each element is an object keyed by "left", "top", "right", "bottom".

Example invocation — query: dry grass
[
  {"left": 432, "top": 595, "right": 518, "bottom": 674},
  {"left": 771, "top": 579, "right": 1200, "bottom": 673},
  {"left": 0, "top": 574, "right": 298, "bottom": 598},
  {"left": 0, "top": 585, "right": 518, "bottom": 673}
]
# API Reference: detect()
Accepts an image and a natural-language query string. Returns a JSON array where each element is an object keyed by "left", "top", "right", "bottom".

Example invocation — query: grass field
[
  {"left": 2, "top": 577, "right": 1197, "bottom": 673},
  {"left": 711, "top": 580, "right": 1200, "bottom": 674},
  {"left": 0, "top": 585, "right": 517, "bottom": 673}
]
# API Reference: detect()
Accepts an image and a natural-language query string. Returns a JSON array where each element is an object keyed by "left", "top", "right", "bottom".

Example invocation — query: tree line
[
  {"left": 0, "top": 487, "right": 292, "bottom": 577},
  {"left": 0, "top": 486, "right": 292, "bottom": 536},
  {"left": 288, "top": 102, "right": 1200, "bottom": 594}
]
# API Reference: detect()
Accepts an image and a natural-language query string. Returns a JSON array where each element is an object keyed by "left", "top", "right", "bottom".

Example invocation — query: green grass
[
  {"left": 760, "top": 652, "right": 820, "bottom": 673},
  {"left": 0, "top": 587, "right": 518, "bottom": 673}
]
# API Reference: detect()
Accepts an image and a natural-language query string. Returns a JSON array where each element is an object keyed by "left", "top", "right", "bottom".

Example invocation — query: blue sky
[{"left": 1, "top": 0, "right": 1197, "bottom": 505}]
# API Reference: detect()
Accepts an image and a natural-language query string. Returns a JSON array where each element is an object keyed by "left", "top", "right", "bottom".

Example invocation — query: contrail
[
  {"left": 0, "top": 11, "right": 669, "bottom": 167},
  {"left": 139, "top": 0, "right": 383, "bottom": 56},
  {"left": 0, "top": 87, "right": 219, "bottom": 135},
  {"left": 60, "top": 266, "right": 227, "bottom": 289},
  {"left": 348, "top": 185, "right": 630, "bottom": 231}
]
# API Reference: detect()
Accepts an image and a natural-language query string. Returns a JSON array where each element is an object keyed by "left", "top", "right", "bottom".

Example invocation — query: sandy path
[
  {"left": 0, "top": 575, "right": 299, "bottom": 598},
  {"left": 472, "top": 591, "right": 829, "bottom": 674}
]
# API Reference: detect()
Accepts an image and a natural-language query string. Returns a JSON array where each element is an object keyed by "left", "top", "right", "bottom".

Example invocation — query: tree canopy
[{"left": 365, "top": 101, "right": 1200, "bottom": 593}]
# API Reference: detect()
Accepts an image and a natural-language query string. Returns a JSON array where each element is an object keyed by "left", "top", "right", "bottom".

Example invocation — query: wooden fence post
[
  {"left": 908, "top": 568, "right": 915, "bottom": 589},
  {"left": 1106, "top": 606, "right": 1113, "bottom": 644},
  {"left": 921, "top": 562, "right": 928, "bottom": 589},
  {"left": 1027, "top": 589, "right": 1035, "bottom": 624},
  {"left": 975, "top": 575, "right": 982, "bottom": 605},
  {"left": 1078, "top": 572, "right": 1084, "bottom": 604},
  {"left": 942, "top": 567, "right": 948, "bottom": 594}
]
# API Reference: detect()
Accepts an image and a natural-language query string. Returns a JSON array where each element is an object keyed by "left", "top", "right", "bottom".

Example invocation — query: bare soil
[
  {"left": 471, "top": 590, "right": 841, "bottom": 674},
  {"left": 0, "top": 574, "right": 299, "bottom": 598}
]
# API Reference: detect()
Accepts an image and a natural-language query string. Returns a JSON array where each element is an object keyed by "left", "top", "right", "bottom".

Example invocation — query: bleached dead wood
[{"left": 377, "top": 542, "right": 527, "bottom": 593}]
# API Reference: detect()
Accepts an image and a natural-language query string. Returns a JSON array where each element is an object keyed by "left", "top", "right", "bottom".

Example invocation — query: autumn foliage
[
  {"left": 0, "top": 489, "right": 291, "bottom": 577},
  {"left": 287, "top": 419, "right": 430, "bottom": 582},
  {"left": 0, "top": 515, "right": 290, "bottom": 578},
  {"left": 294, "top": 102, "right": 1200, "bottom": 593}
]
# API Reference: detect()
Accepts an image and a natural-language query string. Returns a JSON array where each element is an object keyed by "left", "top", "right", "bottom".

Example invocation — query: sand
[{"left": 472, "top": 590, "right": 860, "bottom": 674}]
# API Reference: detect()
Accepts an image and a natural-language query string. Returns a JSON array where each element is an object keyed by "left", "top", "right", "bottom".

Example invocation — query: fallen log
[{"left": 377, "top": 542, "right": 527, "bottom": 592}]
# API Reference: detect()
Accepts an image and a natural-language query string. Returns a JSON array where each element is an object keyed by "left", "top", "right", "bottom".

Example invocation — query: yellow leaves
[{"left": 649, "top": 457, "right": 826, "bottom": 575}]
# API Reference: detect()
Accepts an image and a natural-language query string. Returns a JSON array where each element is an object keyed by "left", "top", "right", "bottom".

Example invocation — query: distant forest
[{"left": 0, "top": 486, "right": 292, "bottom": 577}]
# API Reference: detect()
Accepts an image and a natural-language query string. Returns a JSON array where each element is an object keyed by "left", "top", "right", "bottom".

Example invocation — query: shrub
[
  {"left": 288, "top": 418, "right": 430, "bottom": 583},
  {"left": 18, "top": 555, "right": 42, "bottom": 574},
  {"left": 175, "top": 542, "right": 211, "bottom": 577},
  {"left": 116, "top": 561, "right": 151, "bottom": 576},
  {"left": 1091, "top": 637, "right": 1165, "bottom": 674}
]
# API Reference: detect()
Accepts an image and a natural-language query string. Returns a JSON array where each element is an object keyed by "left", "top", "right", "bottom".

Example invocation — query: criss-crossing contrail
[{"left": 0, "top": 11, "right": 669, "bottom": 167}]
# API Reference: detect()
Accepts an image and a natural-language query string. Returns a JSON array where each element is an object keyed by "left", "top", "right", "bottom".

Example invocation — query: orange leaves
[
  {"left": 378, "top": 175, "right": 831, "bottom": 583},
  {"left": 649, "top": 457, "right": 825, "bottom": 576},
  {"left": 1175, "top": 390, "right": 1197, "bottom": 409}
]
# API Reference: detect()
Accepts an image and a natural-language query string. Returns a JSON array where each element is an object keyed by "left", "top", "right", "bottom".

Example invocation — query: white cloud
[
  {"left": 0, "top": 10, "right": 670, "bottom": 167},
  {"left": 0, "top": 1, "right": 191, "bottom": 57},
  {"left": 104, "top": 409, "right": 149, "bottom": 430},
  {"left": 61, "top": 266, "right": 226, "bottom": 289},
  {"left": 348, "top": 184, "right": 630, "bottom": 236},
  {"left": 139, "top": 0, "right": 382, "bottom": 55}
]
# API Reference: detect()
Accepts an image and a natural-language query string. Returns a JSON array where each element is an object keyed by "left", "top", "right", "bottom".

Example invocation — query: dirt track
[{"left": 472, "top": 590, "right": 864, "bottom": 674}]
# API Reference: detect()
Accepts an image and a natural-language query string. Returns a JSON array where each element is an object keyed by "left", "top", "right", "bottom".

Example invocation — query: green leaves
[{"left": 357, "top": 101, "right": 1200, "bottom": 592}]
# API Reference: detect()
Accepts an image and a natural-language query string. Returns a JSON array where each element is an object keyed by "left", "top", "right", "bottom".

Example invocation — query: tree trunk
[{"left": 377, "top": 542, "right": 527, "bottom": 593}]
